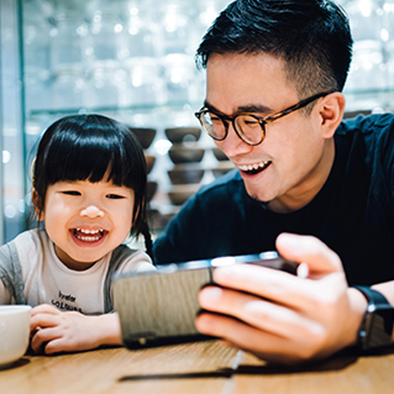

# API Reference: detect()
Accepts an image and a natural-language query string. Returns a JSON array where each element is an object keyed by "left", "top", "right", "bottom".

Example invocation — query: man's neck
[{"left": 267, "top": 139, "right": 336, "bottom": 214}]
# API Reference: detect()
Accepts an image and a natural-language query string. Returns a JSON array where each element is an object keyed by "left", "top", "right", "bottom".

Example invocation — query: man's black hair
[{"left": 196, "top": 0, "right": 353, "bottom": 96}]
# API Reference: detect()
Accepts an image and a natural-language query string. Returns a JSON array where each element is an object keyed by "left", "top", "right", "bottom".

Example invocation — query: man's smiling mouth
[
  {"left": 73, "top": 228, "right": 105, "bottom": 242},
  {"left": 237, "top": 160, "right": 271, "bottom": 175}
]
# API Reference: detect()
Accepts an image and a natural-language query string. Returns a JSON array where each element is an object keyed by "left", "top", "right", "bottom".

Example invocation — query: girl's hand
[{"left": 30, "top": 304, "right": 122, "bottom": 354}]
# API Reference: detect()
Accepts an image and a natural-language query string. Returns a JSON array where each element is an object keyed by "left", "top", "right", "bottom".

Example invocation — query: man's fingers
[
  {"left": 195, "top": 312, "right": 320, "bottom": 365},
  {"left": 276, "top": 233, "right": 343, "bottom": 276},
  {"left": 211, "top": 263, "right": 323, "bottom": 309},
  {"left": 199, "top": 285, "right": 324, "bottom": 338}
]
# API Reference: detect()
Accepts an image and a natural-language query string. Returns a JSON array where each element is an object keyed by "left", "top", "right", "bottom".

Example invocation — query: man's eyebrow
[
  {"left": 203, "top": 101, "right": 272, "bottom": 115},
  {"left": 203, "top": 101, "right": 223, "bottom": 114},
  {"left": 237, "top": 104, "right": 272, "bottom": 114}
]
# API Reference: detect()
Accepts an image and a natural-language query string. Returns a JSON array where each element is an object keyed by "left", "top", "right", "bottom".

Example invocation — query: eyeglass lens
[
  {"left": 200, "top": 112, "right": 264, "bottom": 145},
  {"left": 235, "top": 115, "right": 264, "bottom": 145}
]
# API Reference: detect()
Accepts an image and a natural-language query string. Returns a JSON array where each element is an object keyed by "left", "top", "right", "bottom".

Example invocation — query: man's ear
[
  {"left": 31, "top": 189, "right": 44, "bottom": 221},
  {"left": 318, "top": 92, "right": 346, "bottom": 139}
]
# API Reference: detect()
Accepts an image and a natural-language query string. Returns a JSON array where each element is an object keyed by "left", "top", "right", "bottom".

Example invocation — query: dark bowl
[
  {"left": 147, "top": 209, "right": 175, "bottom": 231},
  {"left": 145, "top": 154, "right": 156, "bottom": 174},
  {"left": 146, "top": 181, "right": 158, "bottom": 202},
  {"left": 212, "top": 147, "right": 230, "bottom": 161},
  {"left": 168, "top": 165, "right": 205, "bottom": 185},
  {"left": 212, "top": 162, "right": 235, "bottom": 178},
  {"left": 165, "top": 127, "right": 202, "bottom": 144},
  {"left": 168, "top": 184, "right": 200, "bottom": 206},
  {"left": 168, "top": 146, "right": 205, "bottom": 164},
  {"left": 128, "top": 127, "right": 156, "bottom": 150}
]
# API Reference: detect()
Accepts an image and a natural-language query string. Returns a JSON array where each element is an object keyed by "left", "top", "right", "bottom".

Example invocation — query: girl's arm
[
  {"left": 30, "top": 304, "right": 123, "bottom": 354},
  {"left": 0, "top": 281, "right": 12, "bottom": 304}
]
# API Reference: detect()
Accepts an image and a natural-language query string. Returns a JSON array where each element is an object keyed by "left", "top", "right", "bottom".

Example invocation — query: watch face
[
  {"left": 355, "top": 286, "right": 394, "bottom": 351},
  {"left": 366, "top": 307, "right": 394, "bottom": 349}
]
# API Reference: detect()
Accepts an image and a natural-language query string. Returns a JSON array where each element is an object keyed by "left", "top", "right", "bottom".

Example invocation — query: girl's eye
[
  {"left": 106, "top": 194, "right": 125, "bottom": 200},
  {"left": 62, "top": 191, "right": 81, "bottom": 196}
]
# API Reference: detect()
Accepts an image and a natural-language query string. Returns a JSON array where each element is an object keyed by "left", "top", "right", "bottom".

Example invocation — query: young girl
[{"left": 0, "top": 114, "right": 155, "bottom": 354}]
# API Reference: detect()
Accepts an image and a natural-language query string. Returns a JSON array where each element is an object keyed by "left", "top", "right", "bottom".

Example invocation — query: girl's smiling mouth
[{"left": 71, "top": 228, "right": 107, "bottom": 243}]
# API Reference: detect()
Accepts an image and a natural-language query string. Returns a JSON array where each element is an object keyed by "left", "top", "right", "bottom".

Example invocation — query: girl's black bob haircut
[{"left": 32, "top": 114, "right": 148, "bottom": 239}]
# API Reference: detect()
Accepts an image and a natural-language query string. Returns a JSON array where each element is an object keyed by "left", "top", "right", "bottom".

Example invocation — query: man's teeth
[
  {"left": 74, "top": 228, "right": 104, "bottom": 242},
  {"left": 238, "top": 161, "right": 270, "bottom": 172}
]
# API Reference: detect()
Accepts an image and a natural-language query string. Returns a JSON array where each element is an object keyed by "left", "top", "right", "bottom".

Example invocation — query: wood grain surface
[{"left": 1, "top": 341, "right": 394, "bottom": 394}]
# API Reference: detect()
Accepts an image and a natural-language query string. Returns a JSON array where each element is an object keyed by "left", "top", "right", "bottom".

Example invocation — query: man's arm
[
  {"left": 372, "top": 281, "right": 394, "bottom": 310},
  {"left": 195, "top": 233, "right": 389, "bottom": 365}
]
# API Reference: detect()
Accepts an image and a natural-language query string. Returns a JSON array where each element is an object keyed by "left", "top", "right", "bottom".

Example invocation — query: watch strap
[
  {"left": 354, "top": 285, "right": 391, "bottom": 309},
  {"left": 353, "top": 285, "right": 394, "bottom": 351}
]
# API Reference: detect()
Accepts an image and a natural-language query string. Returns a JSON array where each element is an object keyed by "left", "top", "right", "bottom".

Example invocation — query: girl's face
[{"left": 35, "top": 179, "right": 135, "bottom": 270}]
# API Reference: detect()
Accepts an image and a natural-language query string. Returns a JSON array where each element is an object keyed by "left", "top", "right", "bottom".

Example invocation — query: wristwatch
[{"left": 353, "top": 285, "right": 394, "bottom": 351}]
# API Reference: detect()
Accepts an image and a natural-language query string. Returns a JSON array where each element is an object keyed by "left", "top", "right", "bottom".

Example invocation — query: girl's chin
[{"left": 60, "top": 257, "right": 100, "bottom": 271}]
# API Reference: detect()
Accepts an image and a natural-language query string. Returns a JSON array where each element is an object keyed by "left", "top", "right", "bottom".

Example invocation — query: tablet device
[{"left": 112, "top": 251, "right": 298, "bottom": 349}]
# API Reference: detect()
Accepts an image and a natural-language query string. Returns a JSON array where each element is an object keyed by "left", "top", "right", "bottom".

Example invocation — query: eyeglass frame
[{"left": 194, "top": 90, "right": 335, "bottom": 146}]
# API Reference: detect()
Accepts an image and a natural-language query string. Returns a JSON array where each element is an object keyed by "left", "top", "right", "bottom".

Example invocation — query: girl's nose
[{"left": 80, "top": 205, "right": 105, "bottom": 218}]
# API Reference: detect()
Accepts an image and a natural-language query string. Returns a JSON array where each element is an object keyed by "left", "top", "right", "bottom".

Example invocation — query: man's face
[{"left": 205, "top": 52, "right": 335, "bottom": 213}]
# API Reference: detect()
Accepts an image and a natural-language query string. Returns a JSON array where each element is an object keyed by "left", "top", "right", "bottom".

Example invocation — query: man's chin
[{"left": 244, "top": 186, "right": 272, "bottom": 204}]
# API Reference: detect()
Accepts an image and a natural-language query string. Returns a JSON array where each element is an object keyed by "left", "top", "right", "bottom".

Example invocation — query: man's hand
[
  {"left": 30, "top": 304, "right": 122, "bottom": 355},
  {"left": 196, "top": 233, "right": 367, "bottom": 365}
]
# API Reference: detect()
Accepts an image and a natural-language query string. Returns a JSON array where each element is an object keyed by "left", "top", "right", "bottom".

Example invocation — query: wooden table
[{"left": 1, "top": 341, "right": 393, "bottom": 393}]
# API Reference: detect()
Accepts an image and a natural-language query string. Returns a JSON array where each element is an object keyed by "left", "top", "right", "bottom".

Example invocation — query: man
[{"left": 153, "top": 0, "right": 394, "bottom": 365}]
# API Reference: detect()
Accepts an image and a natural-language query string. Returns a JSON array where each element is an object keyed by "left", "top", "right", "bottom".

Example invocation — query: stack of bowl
[
  {"left": 212, "top": 147, "right": 235, "bottom": 178},
  {"left": 128, "top": 126, "right": 157, "bottom": 203},
  {"left": 165, "top": 126, "right": 205, "bottom": 206}
]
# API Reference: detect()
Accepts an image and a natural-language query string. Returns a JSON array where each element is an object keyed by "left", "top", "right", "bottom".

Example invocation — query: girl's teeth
[
  {"left": 74, "top": 228, "right": 104, "bottom": 242},
  {"left": 76, "top": 228, "right": 103, "bottom": 235}
]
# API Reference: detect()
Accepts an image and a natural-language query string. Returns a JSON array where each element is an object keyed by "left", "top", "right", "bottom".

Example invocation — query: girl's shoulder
[
  {"left": 1, "top": 228, "right": 50, "bottom": 269},
  {"left": 19, "top": 228, "right": 51, "bottom": 250},
  {"left": 3, "top": 228, "right": 48, "bottom": 251},
  {"left": 110, "top": 244, "right": 154, "bottom": 273}
]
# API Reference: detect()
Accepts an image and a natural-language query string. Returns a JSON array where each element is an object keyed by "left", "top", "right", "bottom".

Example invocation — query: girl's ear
[{"left": 31, "top": 189, "right": 44, "bottom": 221}]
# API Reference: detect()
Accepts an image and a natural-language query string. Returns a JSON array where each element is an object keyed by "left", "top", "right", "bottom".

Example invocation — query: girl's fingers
[
  {"left": 30, "top": 312, "right": 60, "bottom": 332},
  {"left": 31, "top": 304, "right": 61, "bottom": 316},
  {"left": 30, "top": 326, "right": 61, "bottom": 354}
]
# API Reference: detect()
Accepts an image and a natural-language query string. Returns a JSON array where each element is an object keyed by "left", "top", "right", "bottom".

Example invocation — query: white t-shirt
[{"left": 0, "top": 229, "right": 154, "bottom": 314}]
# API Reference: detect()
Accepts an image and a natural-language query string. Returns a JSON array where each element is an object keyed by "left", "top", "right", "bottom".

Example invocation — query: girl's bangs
[{"left": 45, "top": 130, "right": 133, "bottom": 187}]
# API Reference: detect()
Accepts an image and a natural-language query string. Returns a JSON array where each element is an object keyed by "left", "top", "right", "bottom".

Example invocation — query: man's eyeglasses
[{"left": 194, "top": 91, "right": 334, "bottom": 146}]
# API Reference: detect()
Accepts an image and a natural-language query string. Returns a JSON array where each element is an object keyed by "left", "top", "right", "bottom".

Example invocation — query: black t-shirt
[{"left": 153, "top": 114, "right": 394, "bottom": 286}]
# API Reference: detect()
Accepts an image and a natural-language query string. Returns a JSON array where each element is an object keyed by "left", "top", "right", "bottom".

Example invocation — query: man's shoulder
[
  {"left": 336, "top": 113, "right": 394, "bottom": 156},
  {"left": 338, "top": 112, "right": 394, "bottom": 136}
]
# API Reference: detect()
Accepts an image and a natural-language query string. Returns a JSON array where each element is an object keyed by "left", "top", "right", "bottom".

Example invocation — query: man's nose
[
  {"left": 219, "top": 124, "right": 251, "bottom": 157},
  {"left": 80, "top": 205, "right": 105, "bottom": 218}
]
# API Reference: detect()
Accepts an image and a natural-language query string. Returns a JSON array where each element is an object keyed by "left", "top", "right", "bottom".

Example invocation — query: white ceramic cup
[{"left": 0, "top": 305, "right": 32, "bottom": 369}]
